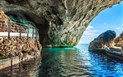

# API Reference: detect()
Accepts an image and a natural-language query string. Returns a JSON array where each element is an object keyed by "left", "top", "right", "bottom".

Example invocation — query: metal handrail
[
  {"left": 0, "top": 21, "right": 39, "bottom": 39},
  {"left": 0, "top": 15, "right": 40, "bottom": 76}
]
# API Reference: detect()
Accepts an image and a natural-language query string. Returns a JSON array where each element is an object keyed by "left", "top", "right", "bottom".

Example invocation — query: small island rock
[{"left": 89, "top": 30, "right": 116, "bottom": 51}]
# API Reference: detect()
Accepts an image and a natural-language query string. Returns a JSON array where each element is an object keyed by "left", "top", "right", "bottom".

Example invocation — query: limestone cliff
[
  {"left": 89, "top": 30, "right": 116, "bottom": 51},
  {"left": 0, "top": 0, "right": 121, "bottom": 47},
  {"left": 115, "top": 32, "right": 123, "bottom": 47}
]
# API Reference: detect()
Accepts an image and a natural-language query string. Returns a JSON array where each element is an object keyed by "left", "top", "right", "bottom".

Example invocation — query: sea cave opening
[{"left": 78, "top": 1, "right": 123, "bottom": 45}]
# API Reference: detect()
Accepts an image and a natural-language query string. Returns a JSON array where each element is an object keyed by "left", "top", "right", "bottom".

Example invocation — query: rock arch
[{"left": 0, "top": 0, "right": 121, "bottom": 47}]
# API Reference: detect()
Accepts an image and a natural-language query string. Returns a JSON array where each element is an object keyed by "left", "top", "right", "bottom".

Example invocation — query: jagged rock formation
[
  {"left": 0, "top": 10, "right": 26, "bottom": 32},
  {"left": 0, "top": 0, "right": 121, "bottom": 47},
  {"left": 0, "top": 11, "right": 42, "bottom": 59},
  {"left": 89, "top": 30, "right": 116, "bottom": 51},
  {"left": 0, "top": 37, "right": 41, "bottom": 58},
  {"left": 115, "top": 31, "right": 123, "bottom": 47}
]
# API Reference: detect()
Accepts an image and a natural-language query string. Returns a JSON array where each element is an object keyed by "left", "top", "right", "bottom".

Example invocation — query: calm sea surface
[{"left": 38, "top": 44, "right": 123, "bottom": 77}]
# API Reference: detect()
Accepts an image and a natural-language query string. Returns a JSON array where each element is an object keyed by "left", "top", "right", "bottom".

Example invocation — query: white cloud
[
  {"left": 116, "top": 27, "right": 122, "bottom": 30},
  {"left": 86, "top": 25, "right": 93, "bottom": 30},
  {"left": 79, "top": 25, "right": 99, "bottom": 44},
  {"left": 110, "top": 26, "right": 122, "bottom": 34},
  {"left": 84, "top": 25, "right": 98, "bottom": 36},
  {"left": 78, "top": 24, "right": 123, "bottom": 44},
  {"left": 113, "top": 25, "right": 123, "bottom": 36}
]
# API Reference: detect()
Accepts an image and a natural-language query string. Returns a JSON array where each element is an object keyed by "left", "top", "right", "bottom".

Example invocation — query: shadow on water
[
  {"left": 38, "top": 44, "right": 123, "bottom": 77},
  {"left": 0, "top": 56, "right": 41, "bottom": 77}
]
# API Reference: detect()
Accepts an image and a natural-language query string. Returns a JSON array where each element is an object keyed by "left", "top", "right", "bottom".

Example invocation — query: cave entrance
[
  {"left": 78, "top": 2, "right": 123, "bottom": 44},
  {"left": 5, "top": 10, "right": 49, "bottom": 45}
]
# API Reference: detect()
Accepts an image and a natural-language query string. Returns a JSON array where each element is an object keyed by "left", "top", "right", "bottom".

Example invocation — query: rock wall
[
  {"left": 0, "top": 37, "right": 41, "bottom": 58},
  {"left": 89, "top": 30, "right": 116, "bottom": 51},
  {"left": 115, "top": 32, "right": 123, "bottom": 47},
  {"left": 0, "top": 10, "right": 42, "bottom": 59},
  {"left": 0, "top": 0, "right": 121, "bottom": 47},
  {"left": 0, "top": 10, "right": 26, "bottom": 32}
]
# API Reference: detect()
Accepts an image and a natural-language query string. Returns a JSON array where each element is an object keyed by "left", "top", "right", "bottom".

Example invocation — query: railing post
[
  {"left": 18, "top": 52, "right": 21, "bottom": 74},
  {"left": 27, "top": 24, "right": 30, "bottom": 39},
  {"left": 9, "top": 53, "right": 13, "bottom": 76},
  {"left": 8, "top": 22, "right": 11, "bottom": 39},
  {"left": 17, "top": 23, "right": 22, "bottom": 39},
  {"left": 32, "top": 27, "right": 34, "bottom": 38},
  {"left": 36, "top": 29, "right": 38, "bottom": 40},
  {"left": 19, "top": 26, "right": 22, "bottom": 39},
  {"left": 36, "top": 29, "right": 39, "bottom": 40}
]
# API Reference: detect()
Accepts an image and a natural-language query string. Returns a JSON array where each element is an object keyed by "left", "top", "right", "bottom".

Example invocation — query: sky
[{"left": 79, "top": 1, "right": 123, "bottom": 44}]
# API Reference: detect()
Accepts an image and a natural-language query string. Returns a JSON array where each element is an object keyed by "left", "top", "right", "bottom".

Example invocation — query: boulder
[{"left": 89, "top": 30, "right": 116, "bottom": 51}]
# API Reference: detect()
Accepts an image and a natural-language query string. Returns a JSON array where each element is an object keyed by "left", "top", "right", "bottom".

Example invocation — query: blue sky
[{"left": 79, "top": 1, "right": 123, "bottom": 44}]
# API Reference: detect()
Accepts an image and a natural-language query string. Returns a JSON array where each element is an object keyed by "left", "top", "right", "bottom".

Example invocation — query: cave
[
  {"left": 0, "top": 0, "right": 121, "bottom": 47},
  {"left": 5, "top": 10, "right": 49, "bottom": 46}
]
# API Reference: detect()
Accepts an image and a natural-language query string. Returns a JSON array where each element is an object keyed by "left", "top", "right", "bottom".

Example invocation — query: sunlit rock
[
  {"left": 89, "top": 30, "right": 116, "bottom": 51},
  {"left": 115, "top": 32, "right": 123, "bottom": 47}
]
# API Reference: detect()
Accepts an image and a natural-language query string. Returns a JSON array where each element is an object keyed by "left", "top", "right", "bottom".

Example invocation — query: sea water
[{"left": 38, "top": 44, "right": 123, "bottom": 77}]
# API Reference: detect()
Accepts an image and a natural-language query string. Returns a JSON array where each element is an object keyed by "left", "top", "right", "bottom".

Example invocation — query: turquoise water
[{"left": 38, "top": 44, "right": 123, "bottom": 77}]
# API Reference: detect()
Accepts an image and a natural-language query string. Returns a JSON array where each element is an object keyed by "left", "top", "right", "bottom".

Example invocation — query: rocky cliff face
[
  {"left": 89, "top": 30, "right": 116, "bottom": 51},
  {"left": 115, "top": 32, "right": 123, "bottom": 47},
  {"left": 0, "top": 0, "right": 121, "bottom": 47},
  {"left": 0, "top": 11, "right": 42, "bottom": 58}
]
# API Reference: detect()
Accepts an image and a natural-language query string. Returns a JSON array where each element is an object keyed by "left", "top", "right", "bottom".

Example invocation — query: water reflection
[
  {"left": 0, "top": 56, "right": 41, "bottom": 77},
  {"left": 39, "top": 47, "right": 92, "bottom": 77},
  {"left": 39, "top": 44, "right": 123, "bottom": 77}
]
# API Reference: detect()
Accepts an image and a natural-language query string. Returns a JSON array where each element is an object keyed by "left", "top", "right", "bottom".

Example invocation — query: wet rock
[{"left": 89, "top": 30, "right": 116, "bottom": 51}]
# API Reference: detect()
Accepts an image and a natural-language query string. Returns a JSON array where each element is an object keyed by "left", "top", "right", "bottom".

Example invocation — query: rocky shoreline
[
  {"left": 89, "top": 30, "right": 123, "bottom": 57},
  {"left": 89, "top": 30, "right": 117, "bottom": 51}
]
